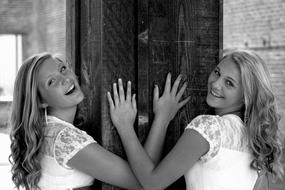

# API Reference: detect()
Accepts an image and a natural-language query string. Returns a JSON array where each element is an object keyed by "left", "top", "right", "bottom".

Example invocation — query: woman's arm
[
  {"left": 67, "top": 142, "right": 142, "bottom": 190},
  {"left": 143, "top": 73, "right": 189, "bottom": 164},
  {"left": 109, "top": 77, "right": 209, "bottom": 190},
  {"left": 120, "top": 127, "right": 208, "bottom": 190},
  {"left": 66, "top": 80, "right": 141, "bottom": 189}
]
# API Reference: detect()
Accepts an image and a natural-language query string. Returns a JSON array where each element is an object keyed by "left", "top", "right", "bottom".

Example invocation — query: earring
[
  {"left": 41, "top": 103, "right": 48, "bottom": 125},
  {"left": 44, "top": 106, "right": 48, "bottom": 125}
]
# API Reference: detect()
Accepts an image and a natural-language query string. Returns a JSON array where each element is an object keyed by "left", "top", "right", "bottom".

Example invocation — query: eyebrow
[{"left": 216, "top": 66, "right": 239, "bottom": 85}]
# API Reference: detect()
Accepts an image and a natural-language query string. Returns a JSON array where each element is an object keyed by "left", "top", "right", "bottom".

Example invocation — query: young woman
[
  {"left": 108, "top": 49, "right": 284, "bottom": 190},
  {"left": 9, "top": 52, "right": 189, "bottom": 190}
]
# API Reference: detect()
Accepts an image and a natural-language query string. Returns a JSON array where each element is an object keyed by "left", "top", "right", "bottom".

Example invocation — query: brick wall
[
  {"left": 0, "top": 0, "right": 66, "bottom": 130},
  {"left": 29, "top": 0, "right": 66, "bottom": 57},
  {"left": 223, "top": 0, "right": 285, "bottom": 121},
  {"left": 0, "top": 0, "right": 66, "bottom": 59},
  {"left": 224, "top": 1, "right": 285, "bottom": 188}
]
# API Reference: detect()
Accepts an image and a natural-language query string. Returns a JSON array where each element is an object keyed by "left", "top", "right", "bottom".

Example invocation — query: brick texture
[
  {"left": 224, "top": 1, "right": 285, "bottom": 189},
  {"left": 0, "top": 0, "right": 66, "bottom": 129},
  {"left": 224, "top": 0, "right": 285, "bottom": 122},
  {"left": 0, "top": 0, "right": 66, "bottom": 59}
]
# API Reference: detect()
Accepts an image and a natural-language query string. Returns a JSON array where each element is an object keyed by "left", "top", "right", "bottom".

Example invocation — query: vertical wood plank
[
  {"left": 101, "top": 0, "right": 136, "bottom": 189},
  {"left": 137, "top": 0, "right": 150, "bottom": 143},
  {"left": 142, "top": 0, "right": 221, "bottom": 189},
  {"left": 66, "top": 0, "right": 221, "bottom": 189}
]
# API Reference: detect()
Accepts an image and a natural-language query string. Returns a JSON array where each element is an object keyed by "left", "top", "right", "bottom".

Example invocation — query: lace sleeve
[
  {"left": 185, "top": 115, "right": 221, "bottom": 162},
  {"left": 220, "top": 114, "right": 249, "bottom": 152},
  {"left": 54, "top": 126, "right": 96, "bottom": 169}
]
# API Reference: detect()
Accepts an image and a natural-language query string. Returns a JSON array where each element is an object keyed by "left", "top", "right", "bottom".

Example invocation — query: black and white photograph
[{"left": 0, "top": 0, "right": 284, "bottom": 189}]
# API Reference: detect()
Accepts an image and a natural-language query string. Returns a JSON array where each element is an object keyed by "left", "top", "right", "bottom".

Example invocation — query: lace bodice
[
  {"left": 38, "top": 116, "right": 96, "bottom": 189},
  {"left": 41, "top": 116, "right": 96, "bottom": 168},
  {"left": 185, "top": 114, "right": 250, "bottom": 162},
  {"left": 184, "top": 114, "right": 257, "bottom": 190}
]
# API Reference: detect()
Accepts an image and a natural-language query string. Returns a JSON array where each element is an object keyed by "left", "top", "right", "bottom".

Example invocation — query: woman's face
[
  {"left": 206, "top": 56, "right": 244, "bottom": 115},
  {"left": 37, "top": 57, "right": 84, "bottom": 112}
]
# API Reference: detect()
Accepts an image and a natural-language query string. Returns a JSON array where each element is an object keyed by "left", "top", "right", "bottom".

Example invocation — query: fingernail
[
  {"left": 128, "top": 81, "right": 131, "bottom": 84},
  {"left": 118, "top": 78, "right": 122, "bottom": 82}
]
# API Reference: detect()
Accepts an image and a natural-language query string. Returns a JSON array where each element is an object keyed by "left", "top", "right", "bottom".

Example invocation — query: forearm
[
  {"left": 144, "top": 116, "right": 169, "bottom": 164},
  {"left": 118, "top": 125, "right": 157, "bottom": 190}
]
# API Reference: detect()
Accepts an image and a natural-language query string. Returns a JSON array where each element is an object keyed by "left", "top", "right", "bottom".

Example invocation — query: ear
[{"left": 40, "top": 103, "right": 48, "bottom": 109}]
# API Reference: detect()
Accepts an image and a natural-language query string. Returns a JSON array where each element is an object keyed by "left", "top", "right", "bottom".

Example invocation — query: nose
[
  {"left": 62, "top": 77, "right": 72, "bottom": 86},
  {"left": 211, "top": 77, "right": 223, "bottom": 90}
]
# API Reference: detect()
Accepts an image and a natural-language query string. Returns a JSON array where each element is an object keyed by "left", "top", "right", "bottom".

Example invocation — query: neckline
[
  {"left": 221, "top": 114, "right": 245, "bottom": 126},
  {"left": 47, "top": 115, "right": 74, "bottom": 127}
]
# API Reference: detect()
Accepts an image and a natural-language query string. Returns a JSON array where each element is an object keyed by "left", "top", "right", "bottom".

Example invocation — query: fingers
[
  {"left": 113, "top": 83, "right": 119, "bottom": 105},
  {"left": 176, "top": 81, "right": 188, "bottom": 100},
  {"left": 132, "top": 94, "right": 137, "bottom": 112},
  {"left": 171, "top": 74, "right": 182, "bottom": 96},
  {"left": 126, "top": 81, "right": 131, "bottom": 102},
  {"left": 179, "top": 96, "right": 191, "bottom": 109},
  {"left": 153, "top": 85, "right": 159, "bottom": 103},
  {"left": 163, "top": 73, "right": 171, "bottom": 94},
  {"left": 118, "top": 78, "right": 125, "bottom": 102},
  {"left": 107, "top": 91, "right": 115, "bottom": 110}
]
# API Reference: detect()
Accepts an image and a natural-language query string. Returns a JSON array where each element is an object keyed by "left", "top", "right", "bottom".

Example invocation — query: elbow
[
  {"left": 141, "top": 185, "right": 159, "bottom": 190},
  {"left": 140, "top": 179, "right": 161, "bottom": 190}
]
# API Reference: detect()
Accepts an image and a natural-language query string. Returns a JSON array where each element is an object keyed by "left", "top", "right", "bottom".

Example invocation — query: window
[{"left": 0, "top": 34, "right": 22, "bottom": 102}]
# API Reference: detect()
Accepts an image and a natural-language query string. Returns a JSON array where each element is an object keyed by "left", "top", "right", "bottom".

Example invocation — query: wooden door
[{"left": 66, "top": 0, "right": 222, "bottom": 189}]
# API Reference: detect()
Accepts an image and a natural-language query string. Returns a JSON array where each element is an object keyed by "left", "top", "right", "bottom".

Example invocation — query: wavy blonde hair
[
  {"left": 9, "top": 53, "right": 55, "bottom": 190},
  {"left": 224, "top": 49, "right": 284, "bottom": 180}
]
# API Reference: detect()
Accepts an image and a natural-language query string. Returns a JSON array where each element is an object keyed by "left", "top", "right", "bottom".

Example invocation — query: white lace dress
[
  {"left": 184, "top": 114, "right": 258, "bottom": 190},
  {"left": 38, "top": 116, "right": 96, "bottom": 190}
]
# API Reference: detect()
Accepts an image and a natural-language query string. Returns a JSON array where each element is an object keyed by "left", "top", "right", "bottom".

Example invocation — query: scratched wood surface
[{"left": 66, "top": 0, "right": 221, "bottom": 189}]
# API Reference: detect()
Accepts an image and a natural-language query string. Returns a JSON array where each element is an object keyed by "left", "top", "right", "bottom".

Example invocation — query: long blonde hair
[
  {"left": 9, "top": 53, "right": 53, "bottom": 190},
  {"left": 224, "top": 49, "right": 283, "bottom": 180}
]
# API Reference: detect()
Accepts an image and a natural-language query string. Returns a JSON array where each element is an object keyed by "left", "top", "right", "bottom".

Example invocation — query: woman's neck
[
  {"left": 215, "top": 108, "right": 243, "bottom": 119},
  {"left": 48, "top": 107, "right": 77, "bottom": 124}
]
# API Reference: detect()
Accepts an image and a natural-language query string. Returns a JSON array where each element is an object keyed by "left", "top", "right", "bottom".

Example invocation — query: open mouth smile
[
  {"left": 65, "top": 83, "right": 76, "bottom": 95},
  {"left": 210, "top": 89, "right": 223, "bottom": 98}
]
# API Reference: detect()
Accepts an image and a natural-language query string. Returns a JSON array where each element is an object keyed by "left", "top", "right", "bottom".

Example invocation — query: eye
[
  {"left": 48, "top": 78, "right": 55, "bottom": 86},
  {"left": 214, "top": 69, "right": 220, "bottom": 76},
  {"left": 60, "top": 65, "right": 67, "bottom": 73},
  {"left": 225, "top": 80, "right": 234, "bottom": 87}
]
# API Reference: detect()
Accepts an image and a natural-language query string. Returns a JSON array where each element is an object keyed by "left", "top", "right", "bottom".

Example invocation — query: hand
[
  {"left": 153, "top": 73, "right": 190, "bottom": 123},
  {"left": 107, "top": 78, "right": 137, "bottom": 130}
]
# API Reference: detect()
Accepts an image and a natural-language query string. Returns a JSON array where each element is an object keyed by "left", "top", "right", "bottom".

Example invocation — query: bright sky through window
[{"left": 0, "top": 34, "right": 22, "bottom": 101}]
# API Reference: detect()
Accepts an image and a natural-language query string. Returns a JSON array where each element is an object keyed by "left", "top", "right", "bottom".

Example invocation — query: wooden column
[{"left": 66, "top": 0, "right": 221, "bottom": 189}]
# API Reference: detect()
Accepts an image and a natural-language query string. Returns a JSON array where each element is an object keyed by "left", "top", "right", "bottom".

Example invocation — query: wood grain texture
[{"left": 66, "top": 0, "right": 221, "bottom": 189}]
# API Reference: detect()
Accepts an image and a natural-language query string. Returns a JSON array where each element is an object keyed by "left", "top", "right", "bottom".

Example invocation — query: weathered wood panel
[
  {"left": 101, "top": 1, "right": 136, "bottom": 189},
  {"left": 138, "top": 1, "right": 221, "bottom": 189},
  {"left": 66, "top": 0, "right": 221, "bottom": 189},
  {"left": 67, "top": 0, "right": 136, "bottom": 190}
]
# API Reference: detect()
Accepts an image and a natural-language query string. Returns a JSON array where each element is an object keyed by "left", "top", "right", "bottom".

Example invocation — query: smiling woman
[
  {"left": 108, "top": 49, "right": 284, "bottom": 190},
  {"left": 206, "top": 56, "right": 244, "bottom": 117},
  {"left": 37, "top": 57, "right": 84, "bottom": 119},
  {"left": 9, "top": 52, "right": 188, "bottom": 190}
]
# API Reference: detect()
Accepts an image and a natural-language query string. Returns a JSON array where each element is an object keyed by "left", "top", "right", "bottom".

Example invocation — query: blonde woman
[
  {"left": 9, "top": 53, "right": 189, "bottom": 190},
  {"left": 108, "top": 49, "right": 284, "bottom": 190}
]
